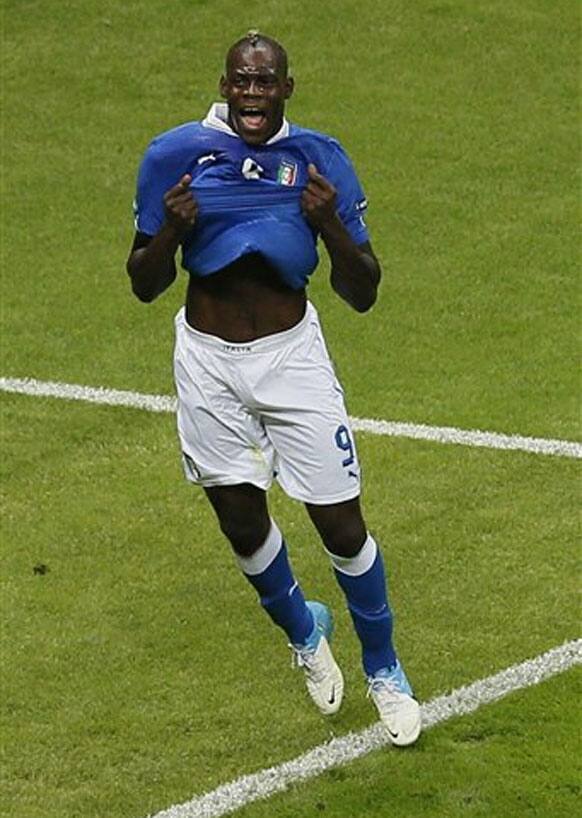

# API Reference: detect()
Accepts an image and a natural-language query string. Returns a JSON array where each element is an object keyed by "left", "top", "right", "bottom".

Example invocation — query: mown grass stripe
[
  {"left": 148, "top": 639, "right": 581, "bottom": 818},
  {"left": 1, "top": 376, "right": 580, "bottom": 459}
]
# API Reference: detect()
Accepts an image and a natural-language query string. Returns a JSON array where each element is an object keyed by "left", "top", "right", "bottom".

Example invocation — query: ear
[
  {"left": 284, "top": 76, "right": 295, "bottom": 100},
  {"left": 219, "top": 75, "right": 228, "bottom": 99}
]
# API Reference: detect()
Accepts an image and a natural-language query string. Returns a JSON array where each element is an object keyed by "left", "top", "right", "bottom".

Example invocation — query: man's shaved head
[
  {"left": 226, "top": 30, "right": 289, "bottom": 77},
  {"left": 220, "top": 30, "right": 294, "bottom": 145}
]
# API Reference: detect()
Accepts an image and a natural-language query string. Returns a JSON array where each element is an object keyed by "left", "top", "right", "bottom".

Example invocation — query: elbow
[
  {"left": 131, "top": 280, "right": 157, "bottom": 303},
  {"left": 337, "top": 287, "right": 377, "bottom": 313},
  {"left": 358, "top": 268, "right": 381, "bottom": 312},
  {"left": 355, "top": 296, "right": 376, "bottom": 313},
  {"left": 352, "top": 289, "right": 377, "bottom": 313},
  {"left": 331, "top": 273, "right": 378, "bottom": 312},
  {"left": 333, "top": 255, "right": 381, "bottom": 313},
  {"left": 126, "top": 261, "right": 157, "bottom": 303}
]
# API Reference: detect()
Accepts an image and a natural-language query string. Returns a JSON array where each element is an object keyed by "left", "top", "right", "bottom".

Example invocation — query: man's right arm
[{"left": 126, "top": 174, "right": 197, "bottom": 302}]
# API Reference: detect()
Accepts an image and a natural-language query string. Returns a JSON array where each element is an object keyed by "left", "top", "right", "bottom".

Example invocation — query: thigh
[
  {"left": 259, "top": 310, "right": 362, "bottom": 505},
  {"left": 204, "top": 483, "right": 271, "bottom": 556},
  {"left": 269, "top": 403, "right": 361, "bottom": 505}
]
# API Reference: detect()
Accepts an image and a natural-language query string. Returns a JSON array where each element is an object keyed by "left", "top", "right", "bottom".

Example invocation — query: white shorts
[{"left": 173, "top": 301, "right": 361, "bottom": 505}]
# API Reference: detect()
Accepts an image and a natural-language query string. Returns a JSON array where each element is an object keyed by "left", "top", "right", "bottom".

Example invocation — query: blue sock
[
  {"left": 237, "top": 521, "right": 314, "bottom": 645},
  {"left": 330, "top": 534, "right": 397, "bottom": 676}
]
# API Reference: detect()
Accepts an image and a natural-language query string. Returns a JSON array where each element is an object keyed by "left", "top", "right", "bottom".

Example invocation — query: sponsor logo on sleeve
[{"left": 356, "top": 199, "right": 368, "bottom": 228}]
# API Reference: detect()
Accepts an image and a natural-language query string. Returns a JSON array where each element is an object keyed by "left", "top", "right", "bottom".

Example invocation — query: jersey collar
[{"left": 202, "top": 102, "right": 290, "bottom": 144}]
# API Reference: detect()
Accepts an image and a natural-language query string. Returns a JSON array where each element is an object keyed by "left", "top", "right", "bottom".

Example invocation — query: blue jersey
[{"left": 133, "top": 103, "right": 369, "bottom": 290}]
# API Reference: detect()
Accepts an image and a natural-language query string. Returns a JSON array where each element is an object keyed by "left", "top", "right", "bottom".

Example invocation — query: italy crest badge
[{"left": 277, "top": 160, "right": 298, "bottom": 186}]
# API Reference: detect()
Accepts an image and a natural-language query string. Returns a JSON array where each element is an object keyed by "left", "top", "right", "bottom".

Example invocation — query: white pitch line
[
  {"left": 1, "top": 376, "right": 581, "bottom": 459},
  {"left": 147, "top": 639, "right": 582, "bottom": 818},
  {"left": 350, "top": 417, "right": 582, "bottom": 459},
  {"left": 0, "top": 376, "right": 177, "bottom": 414}
]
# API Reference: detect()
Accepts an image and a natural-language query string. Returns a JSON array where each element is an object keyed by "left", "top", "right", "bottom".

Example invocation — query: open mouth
[{"left": 238, "top": 107, "right": 267, "bottom": 129}]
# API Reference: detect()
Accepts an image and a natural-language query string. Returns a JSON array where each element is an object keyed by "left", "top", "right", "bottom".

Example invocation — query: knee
[
  {"left": 218, "top": 513, "right": 270, "bottom": 558},
  {"left": 204, "top": 485, "right": 270, "bottom": 557},
  {"left": 317, "top": 515, "right": 367, "bottom": 558},
  {"left": 325, "top": 527, "right": 367, "bottom": 558}
]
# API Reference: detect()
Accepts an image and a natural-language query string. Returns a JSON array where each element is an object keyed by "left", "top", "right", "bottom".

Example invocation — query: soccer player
[{"left": 127, "top": 31, "right": 421, "bottom": 746}]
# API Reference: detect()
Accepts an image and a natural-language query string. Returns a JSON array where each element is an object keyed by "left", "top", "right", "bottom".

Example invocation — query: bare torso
[{"left": 185, "top": 252, "right": 307, "bottom": 342}]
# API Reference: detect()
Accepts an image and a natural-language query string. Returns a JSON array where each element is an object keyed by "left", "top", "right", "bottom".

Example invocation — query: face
[{"left": 220, "top": 44, "right": 294, "bottom": 145}]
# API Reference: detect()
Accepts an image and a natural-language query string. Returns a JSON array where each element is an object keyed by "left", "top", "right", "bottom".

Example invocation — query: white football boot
[
  {"left": 367, "top": 662, "right": 422, "bottom": 747},
  {"left": 290, "top": 601, "right": 344, "bottom": 715}
]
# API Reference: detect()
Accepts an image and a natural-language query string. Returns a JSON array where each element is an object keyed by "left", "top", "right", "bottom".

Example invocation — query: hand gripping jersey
[{"left": 133, "top": 103, "right": 369, "bottom": 290}]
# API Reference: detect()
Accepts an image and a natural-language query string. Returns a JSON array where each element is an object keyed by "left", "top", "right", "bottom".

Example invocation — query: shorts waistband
[{"left": 176, "top": 301, "right": 318, "bottom": 354}]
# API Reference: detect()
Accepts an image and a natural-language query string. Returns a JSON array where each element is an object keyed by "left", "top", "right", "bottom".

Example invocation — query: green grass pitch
[{"left": 1, "top": 1, "right": 580, "bottom": 817}]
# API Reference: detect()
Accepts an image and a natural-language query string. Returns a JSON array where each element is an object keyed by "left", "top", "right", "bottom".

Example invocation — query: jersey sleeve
[
  {"left": 132, "top": 140, "right": 169, "bottom": 236},
  {"left": 324, "top": 142, "right": 370, "bottom": 245}
]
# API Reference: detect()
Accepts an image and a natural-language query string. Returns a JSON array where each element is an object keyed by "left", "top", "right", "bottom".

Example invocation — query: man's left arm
[{"left": 302, "top": 164, "right": 381, "bottom": 313}]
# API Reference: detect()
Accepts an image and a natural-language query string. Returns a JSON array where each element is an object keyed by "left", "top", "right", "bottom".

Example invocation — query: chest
[{"left": 189, "top": 141, "right": 309, "bottom": 189}]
